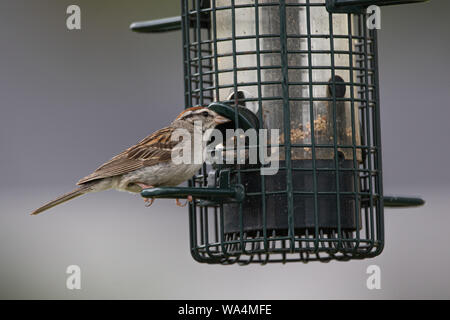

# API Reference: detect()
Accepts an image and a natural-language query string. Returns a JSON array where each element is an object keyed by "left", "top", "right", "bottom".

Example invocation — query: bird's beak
[{"left": 214, "top": 115, "right": 231, "bottom": 125}]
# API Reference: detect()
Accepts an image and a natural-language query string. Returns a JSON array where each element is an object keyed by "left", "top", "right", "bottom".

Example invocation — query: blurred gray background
[{"left": 0, "top": 0, "right": 449, "bottom": 299}]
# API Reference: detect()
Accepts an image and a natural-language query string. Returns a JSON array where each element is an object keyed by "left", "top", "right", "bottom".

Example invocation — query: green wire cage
[{"left": 132, "top": 0, "right": 428, "bottom": 264}]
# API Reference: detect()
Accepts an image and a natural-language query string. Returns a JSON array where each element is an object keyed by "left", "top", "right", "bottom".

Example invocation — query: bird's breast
[{"left": 119, "top": 162, "right": 203, "bottom": 191}]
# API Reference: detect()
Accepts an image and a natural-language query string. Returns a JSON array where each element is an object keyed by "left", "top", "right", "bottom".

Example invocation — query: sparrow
[{"left": 31, "top": 106, "right": 231, "bottom": 215}]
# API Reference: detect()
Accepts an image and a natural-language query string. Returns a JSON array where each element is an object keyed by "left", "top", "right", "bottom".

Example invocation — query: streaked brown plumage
[{"left": 76, "top": 126, "right": 176, "bottom": 185}]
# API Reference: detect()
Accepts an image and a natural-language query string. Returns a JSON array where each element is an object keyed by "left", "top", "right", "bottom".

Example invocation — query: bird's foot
[
  {"left": 136, "top": 183, "right": 155, "bottom": 207},
  {"left": 144, "top": 198, "right": 155, "bottom": 207},
  {"left": 176, "top": 195, "right": 193, "bottom": 207}
]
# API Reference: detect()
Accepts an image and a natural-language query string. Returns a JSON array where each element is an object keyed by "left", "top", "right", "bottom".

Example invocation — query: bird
[{"left": 31, "top": 106, "right": 231, "bottom": 215}]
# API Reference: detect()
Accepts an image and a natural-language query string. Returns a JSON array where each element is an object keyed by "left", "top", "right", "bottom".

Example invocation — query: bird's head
[{"left": 173, "top": 106, "right": 231, "bottom": 131}]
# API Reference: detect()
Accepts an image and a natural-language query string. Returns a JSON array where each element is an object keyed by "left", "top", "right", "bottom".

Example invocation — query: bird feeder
[{"left": 131, "top": 0, "right": 428, "bottom": 264}]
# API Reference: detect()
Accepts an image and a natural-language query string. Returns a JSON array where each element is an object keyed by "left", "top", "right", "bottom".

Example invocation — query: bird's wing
[{"left": 76, "top": 127, "right": 178, "bottom": 185}]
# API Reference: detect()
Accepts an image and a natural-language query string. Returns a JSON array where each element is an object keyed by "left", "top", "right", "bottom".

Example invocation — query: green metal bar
[
  {"left": 279, "top": 0, "right": 295, "bottom": 252},
  {"left": 141, "top": 186, "right": 244, "bottom": 201},
  {"left": 182, "top": 0, "right": 202, "bottom": 264},
  {"left": 184, "top": 5, "right": 193, "bottom": 109},
  {"left": 347, "top": 13, "right": 361, "bottom": 250},
  {"left": 195, "top": 0, "right": 205, "bottom": 251},
  {"left": 130, "top": 16, "right": 182, "bottom": 33},
  {"left": 328, "top": 12, "right": 343, "bottom": 251},
  {"left": 361, "top": 12, "right": 376, "bottom": 252},
  {"left": 371, "top": 28, "right": 385, "bottom": 255},
  {"left": 196, "top": 0, "right": 204, "bottom": 106},
  {"left": 305, "top": 0, "right": 320, "bottom": 253},
  {"left": 230, "top": 0, "right": 246, "bottom": 256},
  {"left": 210, "top": 0, "right": 229, "bottom": 262},
  {"left": 254, "top": 0, "right": 268, "bottom": 252},
  {"left": 383, "top": 196, "right": 425, "bottom": 208},
  {"left": 211, "top": 0, "right": 220, "bottom": 107}
]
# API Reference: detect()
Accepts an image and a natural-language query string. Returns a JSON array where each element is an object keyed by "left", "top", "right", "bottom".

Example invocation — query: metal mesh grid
[{"left": 182, "top": 0, "right": 383, "bottom": 264}]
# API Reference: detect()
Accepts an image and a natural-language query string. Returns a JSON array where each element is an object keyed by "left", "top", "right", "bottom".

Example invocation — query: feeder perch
[{"left": 132, "top": 0, "right": 428, "bottom": 264}]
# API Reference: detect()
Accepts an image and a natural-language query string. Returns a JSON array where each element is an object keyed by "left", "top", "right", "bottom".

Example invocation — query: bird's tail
[{"left": 31, "top": 185, "right": 91, "bottom": 215}]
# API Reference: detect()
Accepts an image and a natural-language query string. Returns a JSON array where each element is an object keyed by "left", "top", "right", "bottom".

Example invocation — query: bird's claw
[
  {"left": 137, "top": 183, "right": 155, "bottom": 207},
  {"left": 144, "top": 198, "right": 154, "bottom": 207},
  {"left": 176, "top": 195, "right": 193, "bottom": 207}
]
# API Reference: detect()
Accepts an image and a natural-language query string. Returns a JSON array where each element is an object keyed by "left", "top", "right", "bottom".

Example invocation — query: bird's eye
[{"left": 201, "top": 111, "right": 210, "bottom": 117}]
